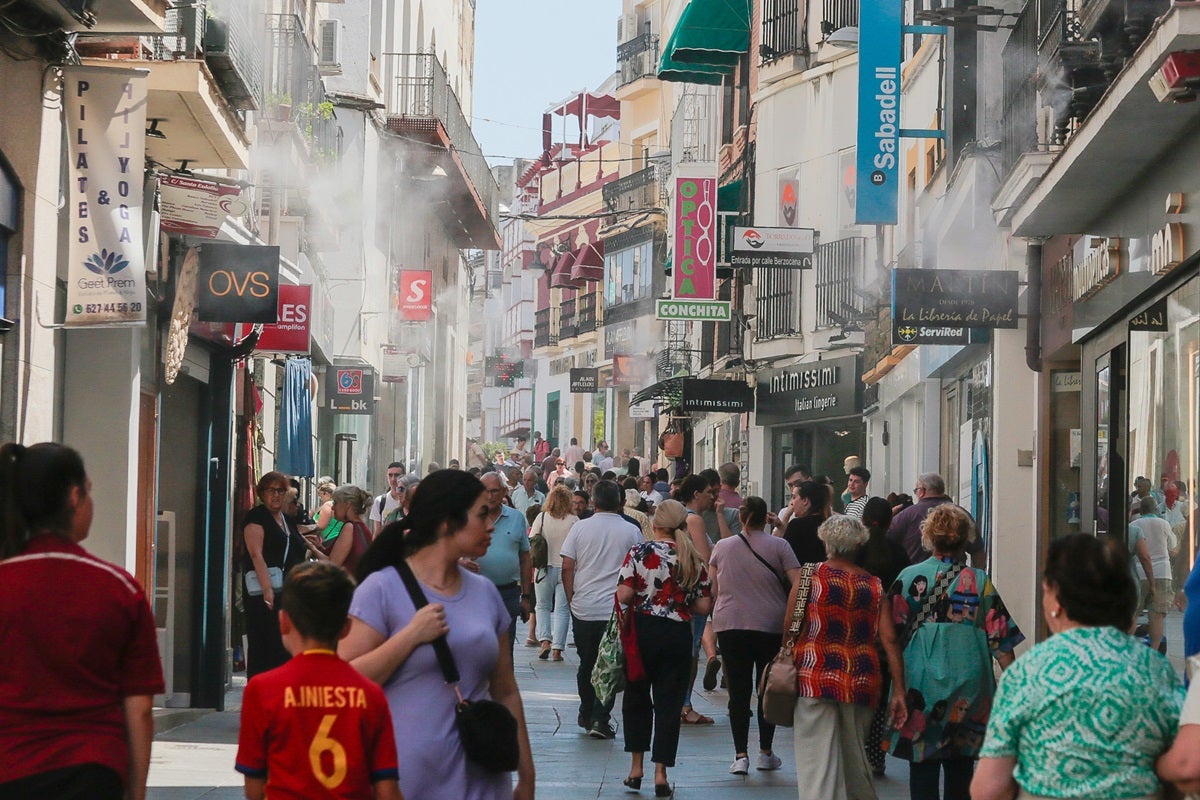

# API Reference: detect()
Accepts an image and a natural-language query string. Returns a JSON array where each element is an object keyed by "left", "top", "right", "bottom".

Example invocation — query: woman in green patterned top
[{"left": 973, "top": 533, "right": 1185, "bottom": 800}]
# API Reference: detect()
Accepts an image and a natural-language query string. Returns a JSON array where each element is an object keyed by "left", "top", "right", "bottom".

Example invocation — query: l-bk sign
[{"left": 397, "top": 269, "right": 433, "bottom": 321}]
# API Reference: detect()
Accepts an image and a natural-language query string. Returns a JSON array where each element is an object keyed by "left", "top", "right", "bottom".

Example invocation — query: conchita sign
[
  {"left": 673, "top": 167, "right": 717, "bottom": 300},
  {"left": 855, "top": 0, "right": 902, "bottom": 225}
]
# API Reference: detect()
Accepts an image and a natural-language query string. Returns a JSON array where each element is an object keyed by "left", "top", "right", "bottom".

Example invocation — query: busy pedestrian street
[{"left": 144, "top": 647, "right": 915, "bottom": 800}]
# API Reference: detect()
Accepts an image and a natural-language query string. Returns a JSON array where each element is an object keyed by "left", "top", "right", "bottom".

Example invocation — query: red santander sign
[
  {"left": 254, "top": 284, "right": 312, "bottom": 354},
  {"left": 398, "top": 269, "right": 433, "bottom": 321}
]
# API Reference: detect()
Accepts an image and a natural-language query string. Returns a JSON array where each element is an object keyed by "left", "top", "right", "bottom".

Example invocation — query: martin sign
[
  {"left": 892, "top": 269, "right": 1018, "bottom": 345},
  {"left": 730, "top": 227, "right": 815, "bottom": 269},
  {"left": 756, "top": 355, "right": 862, "bottom": 425}
]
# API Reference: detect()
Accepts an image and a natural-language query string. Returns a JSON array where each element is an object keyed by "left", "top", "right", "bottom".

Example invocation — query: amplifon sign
[
  {"left": 855, "top": 0, "right": 902, "bottom": 225},
  {"left": 673, "top": 167, "right": 717, "bottom": 299},
  {"left": 397, "top": 270, "right": 433, "bottom": 321},
  {"left": 253, "top": 284, "right": 312, "bottom": 354}
]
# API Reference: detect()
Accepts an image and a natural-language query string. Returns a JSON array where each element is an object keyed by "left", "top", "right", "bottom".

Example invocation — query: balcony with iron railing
[
  {"left": 672, "top": 86, "right": 722, "bottom": 168},
  {"left": 761, "top": 0, "right": 803, "bottom": 61},
  {"left": 814, "top": 237, "right": 868, "bottom": 328},
  {"left": 577, "top": 291, "right": 599, "bottom": 334},
  {"left": 602, "top": 161, "right": 668, "bottom": 213},
  {"left": 755, "top": 268, "right": 799, "bottom": 341},
  {"left": 559, "top": 297, "right": 578, "bottom": 340},
  {"left": 380, "top": 53, "right": 501, "bottom": 249},
  {"left": 534, "top": 307, "right": 558, "bottom": 348},
  {"left": 78, "top": 0, "right": 258, "bottom": 169},
  {"left": 617, "top": 33, "right": 660, "bottom": 92}
]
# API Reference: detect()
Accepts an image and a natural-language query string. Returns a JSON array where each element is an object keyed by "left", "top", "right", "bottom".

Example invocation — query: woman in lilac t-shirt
[
  {"left": 709, "top": 497, "right": 803, "bottom": 775},
  {"left": 340, "top": 470, "right": 535, "bottom": 800}
]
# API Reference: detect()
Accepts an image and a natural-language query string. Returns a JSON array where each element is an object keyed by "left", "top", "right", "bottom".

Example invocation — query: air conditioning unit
[
  {"left": 617, "top": 12, "right": 639, "bottom": 43},
  {"left": 318, "top": 19, "right": 342, "bottom": 75}
]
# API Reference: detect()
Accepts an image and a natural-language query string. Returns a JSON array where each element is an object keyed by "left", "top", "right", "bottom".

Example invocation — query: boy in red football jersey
[{"left": 236, "top": 562, "right": 402, "bottom": 799}]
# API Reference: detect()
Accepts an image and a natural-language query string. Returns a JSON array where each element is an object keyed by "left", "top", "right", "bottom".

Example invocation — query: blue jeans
[
  {"left": 683, "top": 612, "right": 708, "bottom": 707},
  {"left": 534, "top": 566, "right": 570, "bottom": 650},
  {"left": 496, "top": 582, "right": 521, "bottom": 645}
]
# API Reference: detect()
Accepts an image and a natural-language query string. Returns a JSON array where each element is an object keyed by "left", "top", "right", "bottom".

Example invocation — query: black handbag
[{"left": 394, "top": 562, "right": 521, "bottom": 773}]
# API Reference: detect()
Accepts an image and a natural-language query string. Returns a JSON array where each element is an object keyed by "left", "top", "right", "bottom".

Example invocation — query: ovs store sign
[
  {"left": 197, "top": 243, "right": 280, "bottom": 323},
  {"left": 397, "top": 269, "right": 433, "bottom": 321},
  {"left": 673, "top": 168, "right": 717, "bottom": 300},
  {"left": 65, "top": 66, "right": 149, "bottom": 327}
]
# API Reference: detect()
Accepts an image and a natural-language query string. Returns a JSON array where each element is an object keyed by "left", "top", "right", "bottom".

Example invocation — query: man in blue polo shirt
[{"left": 474, "top": 471, "right": 533, "bottom": 644}]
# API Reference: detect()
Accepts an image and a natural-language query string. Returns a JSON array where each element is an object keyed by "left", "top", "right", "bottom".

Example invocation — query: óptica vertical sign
[{"left": 673, "top": 166, "right": 717, "bottom": 300}]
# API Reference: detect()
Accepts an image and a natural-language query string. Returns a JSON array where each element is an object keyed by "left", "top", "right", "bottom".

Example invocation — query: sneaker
[
  {"left": 729, "top": 756, "right": 750, "bottom": 775},
  {"left": 703, "top": 657, "right": 722, "bottom": 691},
  {"left": 588, "top": 720, "right": 617, "bottom": 739},
  {"left": 756, "top": 752, "right": 783, "bottom": 771},
  {"left": 577, "top": 713, "right": 589, "bottom": 730}
]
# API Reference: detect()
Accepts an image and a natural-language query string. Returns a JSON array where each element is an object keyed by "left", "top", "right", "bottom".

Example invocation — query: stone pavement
[{"left": 148, "top": 644, "right": 910, "bottom": 799}]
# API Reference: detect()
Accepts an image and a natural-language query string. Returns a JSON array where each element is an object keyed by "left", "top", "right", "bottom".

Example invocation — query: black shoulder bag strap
[
  {"left": 737, "top": 533, "right": 792, "bottom": 595},
  {"left": 901, "top": 560, "right": 965, "bottom": 648},
  {"left": 393, "top": 561, "right": 460, "bottom": 684}
]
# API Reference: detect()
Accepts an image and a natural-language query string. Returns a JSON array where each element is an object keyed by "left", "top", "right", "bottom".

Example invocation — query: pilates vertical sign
[{"left": 65, "top": 66, "right": 149, "bottom": 327}]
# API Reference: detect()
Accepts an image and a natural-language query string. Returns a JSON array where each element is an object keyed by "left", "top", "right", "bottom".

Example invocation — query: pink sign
[
  {"left": 673, "top": 174, "right": 717, "bottom": 299},
  {"left": 253, "top": 284, "right": 311, "bottom": 354}
]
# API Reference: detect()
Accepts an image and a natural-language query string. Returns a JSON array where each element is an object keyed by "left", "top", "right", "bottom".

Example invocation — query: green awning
[
  {"left": 657, "top": 52, "right": 730, "bottom": 85},
  {"left": 664, "top": 0, "right": 751, "bottom": 68},
  {"left": 717, "top": 179, "right": 744, "bottom": 213}
]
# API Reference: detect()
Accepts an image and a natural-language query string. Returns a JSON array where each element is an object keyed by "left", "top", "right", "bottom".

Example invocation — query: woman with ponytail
[
  {"left": 340, "top": 469, "right": 535, "bottom": 800},
  {"left": 615, "top": 499, "right": 714, "bottom": 797},
  {"left": 0, "top": 443, "right": 163, "bottom": 800}
]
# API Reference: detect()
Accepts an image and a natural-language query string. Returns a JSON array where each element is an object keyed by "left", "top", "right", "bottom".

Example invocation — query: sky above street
[{"left": 473, "top": 0, "right": 622, "bottom": 165}]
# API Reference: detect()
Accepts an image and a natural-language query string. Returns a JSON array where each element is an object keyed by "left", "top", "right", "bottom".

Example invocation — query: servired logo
[{"left": 398, "top": 269, "right": 433, "bottom": 321}]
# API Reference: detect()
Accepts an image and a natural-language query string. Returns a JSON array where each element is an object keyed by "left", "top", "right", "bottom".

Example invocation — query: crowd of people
[{"left": 1, "top": 439, "right": 1198, "bottom": 800}]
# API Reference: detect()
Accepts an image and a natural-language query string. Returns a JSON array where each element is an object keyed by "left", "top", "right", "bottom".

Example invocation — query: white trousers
[{"left": 793, "top": 697, "right": 877, "bottom": 800}]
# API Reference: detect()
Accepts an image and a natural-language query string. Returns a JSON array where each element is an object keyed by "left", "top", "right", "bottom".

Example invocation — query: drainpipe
[{"left": 1025, "top": 239, "right": 1044, "bottom": 373}]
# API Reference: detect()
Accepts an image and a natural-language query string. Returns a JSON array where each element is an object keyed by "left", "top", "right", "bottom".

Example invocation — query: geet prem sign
[{"left": 756, "top": 355, "right": 862, "bottom": 426}]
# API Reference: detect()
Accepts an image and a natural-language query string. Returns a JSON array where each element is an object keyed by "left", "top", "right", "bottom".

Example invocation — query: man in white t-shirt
[
  {"left": 370, "top": 462, "right": 407, "bottom": 535},
  {"left": 1130, "top": 495, "right": 1177, "bottom": 651},
  {"left": 592, "top": 441, "right": 614, "bottom": 472},
  {"left": 561, "top": 480, "right": 642, "bottom": 739}
]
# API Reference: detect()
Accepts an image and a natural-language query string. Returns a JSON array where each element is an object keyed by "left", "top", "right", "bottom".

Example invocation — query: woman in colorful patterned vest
[
  {"left": 973, "top": 533, "right": 1185, "bottom": 800},
  {"left": 886, "top": 503, "right": 1025, "bottom": 800}
]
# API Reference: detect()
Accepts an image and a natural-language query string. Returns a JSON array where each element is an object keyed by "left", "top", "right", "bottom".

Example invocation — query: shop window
[
  {"left": 1125, "top": 275, "right": 1199, "bottom": 583},
  {"left": 604, "top": 238, "right": 654, "bottom": 308}
]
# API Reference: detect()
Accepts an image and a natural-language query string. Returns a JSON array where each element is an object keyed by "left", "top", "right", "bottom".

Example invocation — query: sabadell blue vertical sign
[{"left": 855, "top": 0, "right": 903, "bottom": 225}]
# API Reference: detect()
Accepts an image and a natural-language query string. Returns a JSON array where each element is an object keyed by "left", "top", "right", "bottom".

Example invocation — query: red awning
[
  {"left": 570, "top": 241, "right": 605, "bottom": 283},
  {"left": 549, "top": 249, "right": 582, "bottom": 289}
]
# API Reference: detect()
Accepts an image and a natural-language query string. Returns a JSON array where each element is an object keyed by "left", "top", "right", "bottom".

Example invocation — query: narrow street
[{"left": 148, "top": 646, "right": 913, "bottom": 799}]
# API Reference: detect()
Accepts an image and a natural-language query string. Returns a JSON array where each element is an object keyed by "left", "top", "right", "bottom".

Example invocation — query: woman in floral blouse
[
  {"left": 616, "top": 499, "right": 713, "bottom": 797},
  {"left": 886, "top": 503, "right": 1024, "bottom": 800},
  {"left": 973, "top": 533, "right": 1184, "bottom": 800}
]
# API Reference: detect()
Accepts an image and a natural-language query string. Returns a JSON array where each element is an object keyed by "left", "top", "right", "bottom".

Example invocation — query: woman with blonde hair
[
  {"left": 323, "top": 485, "right": 374, "bottom": 577},
  {"left": 533, "top": 483, "right": 579, "bottom": 661},
  {"left": 616, "top": 499, "right": 713, "bottom": 796},
  {"left": 887, "top": 503, "right": 1024, "bottom": 800}
]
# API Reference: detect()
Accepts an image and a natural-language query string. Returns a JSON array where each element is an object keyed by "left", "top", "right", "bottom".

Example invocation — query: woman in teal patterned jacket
[{"left": 973, "top": 533, "right": 1185, "bottom": 800}]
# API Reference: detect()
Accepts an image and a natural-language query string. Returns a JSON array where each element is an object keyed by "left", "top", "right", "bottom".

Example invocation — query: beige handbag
[{"left": 758, "top": 563, "right": 816, "bottom": 727}]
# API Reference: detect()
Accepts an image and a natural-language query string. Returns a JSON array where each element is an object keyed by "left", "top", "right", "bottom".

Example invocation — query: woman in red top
[
  {"left": 325, "top": 484, "right": 374, "bottom": 577},
  {"left": 0, "top": 442, "right": 163, "bottom": 800},
  {"left": 616, "top": 499, "right": 713, "bottom": 797},
  {"left": 788, "top": 514, "right": 907, "bottom": 800}
]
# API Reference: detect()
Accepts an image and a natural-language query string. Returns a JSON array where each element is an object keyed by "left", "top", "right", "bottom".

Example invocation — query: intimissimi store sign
[{"left": 756, "top": 355, "right": 862, "bottom": 426}]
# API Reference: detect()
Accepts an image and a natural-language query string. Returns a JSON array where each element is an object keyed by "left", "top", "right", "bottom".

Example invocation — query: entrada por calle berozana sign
[{"left": 891, "top": 269, "right": 1018, "bottom": 346}]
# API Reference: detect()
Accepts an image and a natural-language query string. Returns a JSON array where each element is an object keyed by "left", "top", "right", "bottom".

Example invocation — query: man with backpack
[{"left": 369, "top": 462, "right": 407, "bottom": 536}]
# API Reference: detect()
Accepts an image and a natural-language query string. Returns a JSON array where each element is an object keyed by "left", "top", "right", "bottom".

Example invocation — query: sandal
[
  {"left": 622, "top": 776, "right": 642, "bottom": 792},
  {"left": 551, "top": 649, "right": 564, "bottom": 662},
  {"left": 680, "top": 707, "right": 714, "bottom": 725},
  {"left": 538, "top": 642, "right": 551, "bottom": 660},
  {"left": 524, "top": 636, "right": 539, "bottom": 647}
]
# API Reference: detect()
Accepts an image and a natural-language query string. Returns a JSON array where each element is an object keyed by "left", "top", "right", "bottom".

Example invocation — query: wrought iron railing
[
  {"left": 814, "top": 237, "right": 868, "bottom": 328},
  {"left": 762, "top": 0, "right": 802, "bottom": 61},
  {"left": 534, "top": 307, "right": 557, "bottom": 348},
  {"left": 577, "top": 291, "right": 599, "bottom": 334},
  {"left": 822, "top": 0, "right": 858, "bottom": 40},
  {"left": 381, "top": 53, "right": 498, "bottom": 224},
  {"left": 755, "top": 268, "right": 798, "bottom": 340},
  {"left": 142, "top": 1, "right": 262, "bottom": 111},
  {"left": 672, "top": 86, "right": 721, "bottom": 166},
  {"left": 617, "top": 33, "right": 659, "bottom": 86},
  {"left": 1000, "top": 0, "right": 1039, "bottom": 174},
  {"left": 559, "top": 297, "right": 578, "bottom": 340},
  {"left": 602, "top": 163, "right": 665, "bottom": 212}
]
